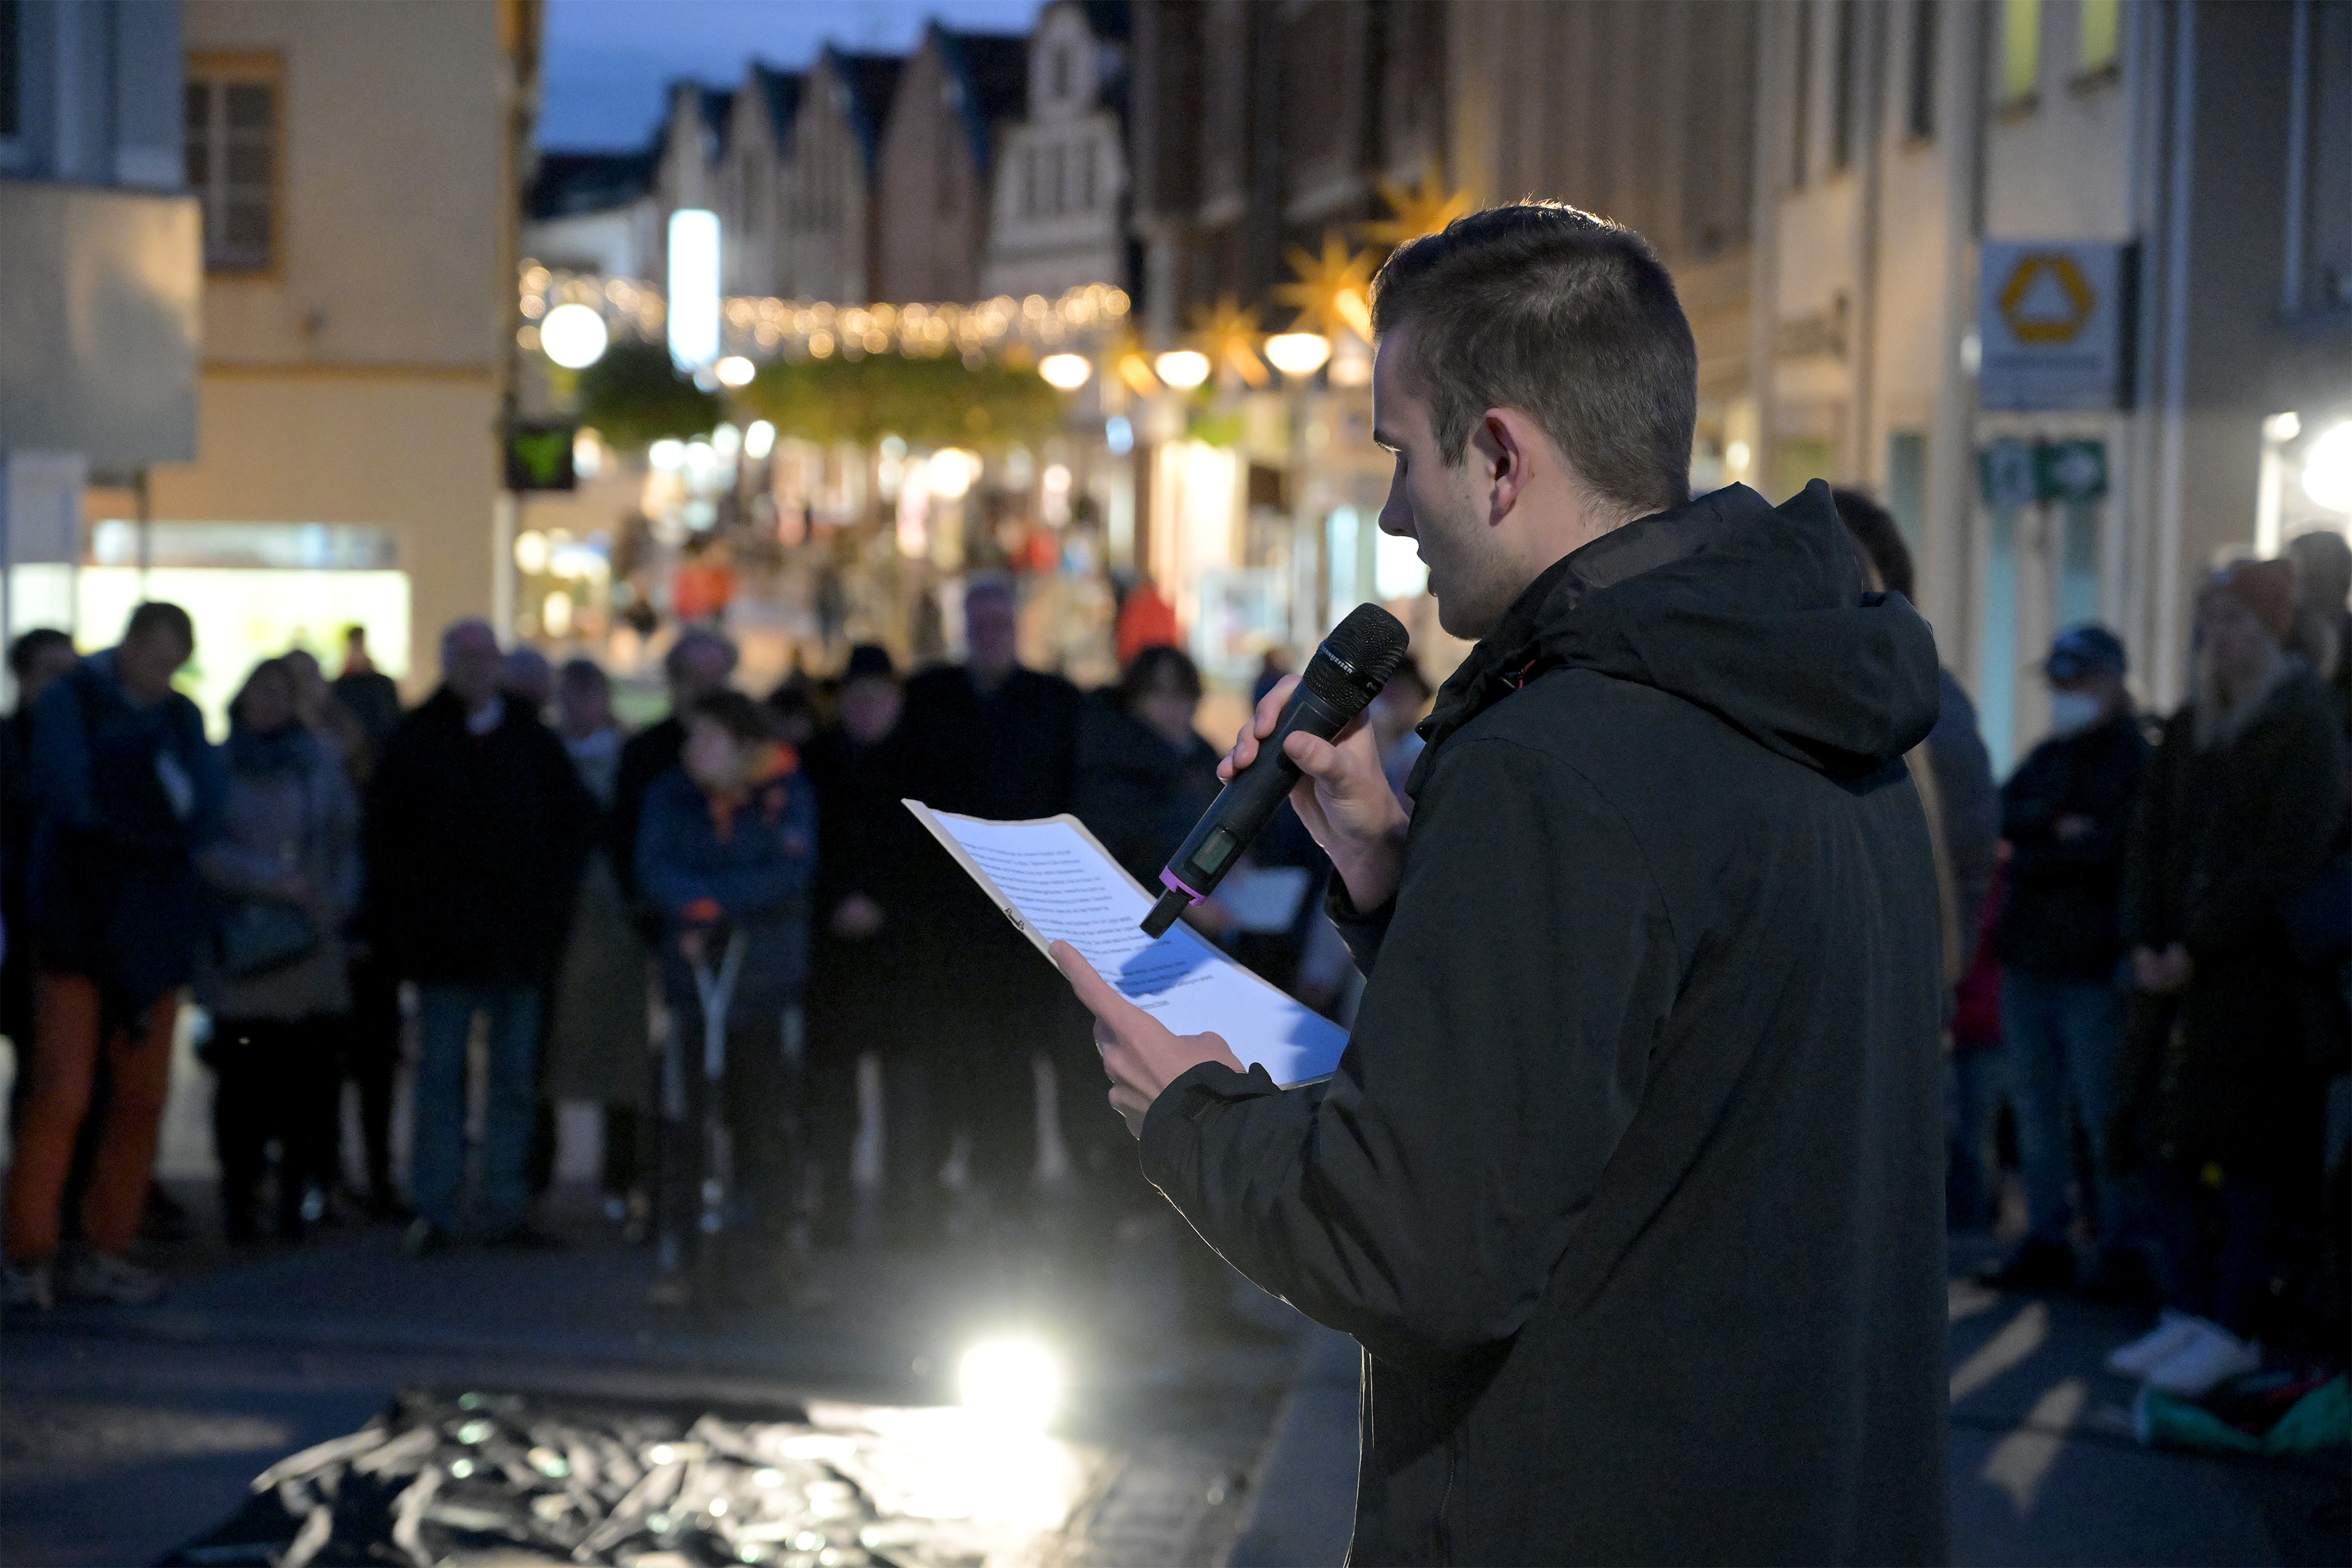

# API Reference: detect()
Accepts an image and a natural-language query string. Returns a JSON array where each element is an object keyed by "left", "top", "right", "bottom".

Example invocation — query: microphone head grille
[{"left": 1302, "top": 603, "right": 1412, "bottom": 714}]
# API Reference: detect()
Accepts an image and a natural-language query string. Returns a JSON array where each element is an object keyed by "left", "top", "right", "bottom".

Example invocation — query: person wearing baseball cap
[
  {"left": 2109, "top": 558, "right": 2346, "bottom": 1396},
  {"left": 1979, "top": 625, "right": 2148, "bottom": 1293}
]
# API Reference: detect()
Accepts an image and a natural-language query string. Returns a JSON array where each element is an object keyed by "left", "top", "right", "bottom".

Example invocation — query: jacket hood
[{"left": 1419, "top": 481, "right": 1942, "bottom": 785}]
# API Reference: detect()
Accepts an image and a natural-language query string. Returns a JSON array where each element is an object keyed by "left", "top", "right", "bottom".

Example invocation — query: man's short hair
[
  {"left": 123, "top": 601, "right": 195, "bottom": 648},
  {"left": 664, "top": 628, "right": 738, "bottom": 679},
  {"left": 1830, "top": 488, "right": 1915, "bottom": 602},
  {"left": 1370, "top": 203, "right": 1698, "bottom": 518},
  {"left": 558, "top": 656, "right": 609, "bottom": 692},
  {"left": 9, "top": 627, "right": 73, "bottom": 679}
]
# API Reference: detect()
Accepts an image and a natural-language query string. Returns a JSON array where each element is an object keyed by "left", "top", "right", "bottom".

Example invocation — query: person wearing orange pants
[
  {"left": 3, "top": 975, "right": 178, "bottom": 1300},
  {"left": 4, "top": 602, "right": 218, "bottom": 1311}
]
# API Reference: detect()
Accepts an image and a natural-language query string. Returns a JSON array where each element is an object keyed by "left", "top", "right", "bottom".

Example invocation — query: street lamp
[
  {"left": 929, "top": 447, "right": 980, "bottom": 501},
  {"left": 1038, "top": 352, "right": 1093, "bottom": 390},
  {"left": 1265, "top": 331, "right": 1333, "bottom": 380},
  {"left": 714, "top": 354, "right": 756, "bottom": 388},
  {"left": 1152, "top": 349, "right": 1211, "bottom": 390},
  {"left": 540, "top": 303, "right": 609, "bottom": 370}
]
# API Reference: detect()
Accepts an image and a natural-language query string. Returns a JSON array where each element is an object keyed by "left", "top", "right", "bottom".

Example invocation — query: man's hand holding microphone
[{"left": 1054, "top": 605, "right": 1413, "bottom": 1136}]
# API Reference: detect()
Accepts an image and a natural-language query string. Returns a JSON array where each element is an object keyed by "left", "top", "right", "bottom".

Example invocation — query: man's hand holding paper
[{"left": 1051, "top": 941, "right": 1242, "bottom": 1136}]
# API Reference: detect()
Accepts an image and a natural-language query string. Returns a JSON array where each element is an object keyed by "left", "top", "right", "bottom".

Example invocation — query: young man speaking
[{"left": 1055, "top": 205, "right": 1948, "bottom": 1564}]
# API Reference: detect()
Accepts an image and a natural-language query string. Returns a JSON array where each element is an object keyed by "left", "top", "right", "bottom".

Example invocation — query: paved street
[{"left": 3, "top": 1187, "right": 2345, "bottom": 1566}]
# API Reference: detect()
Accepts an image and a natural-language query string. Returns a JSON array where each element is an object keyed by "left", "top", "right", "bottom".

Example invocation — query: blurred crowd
[
  {"left": 0, "top": 576, "right": 1359, "bottom": 1323},
  {"left": 1, "top": 520, "right": 2346, "bottom": 1387},
  {"left": 1836, "top": 496, "right": 2352, "bottom": 1403}
]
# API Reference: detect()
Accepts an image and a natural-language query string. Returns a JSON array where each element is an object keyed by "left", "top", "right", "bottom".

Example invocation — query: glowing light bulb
[
  {"left": 540, "top": 303, "right": 609, "bottom": 369},
  {"left": 715, "top": 354, "right": 756, "bottom": 387},
  {"left": 1265, "top": 331, "right": 1333, "bottom": 378},
  {"left": 1038, "top": 353, "right": 1093, "bottom": 390},
  {"left": 1153, "top": 350, "right": 1210, "bottom": 390}
]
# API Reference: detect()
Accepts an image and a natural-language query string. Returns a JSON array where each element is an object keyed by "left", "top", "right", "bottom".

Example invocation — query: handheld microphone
[{"left": 1140, "top": 603, "right": 1411, "bottom": 938}]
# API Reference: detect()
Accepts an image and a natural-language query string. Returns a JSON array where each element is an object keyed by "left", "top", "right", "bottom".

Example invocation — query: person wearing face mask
[{"left": 1978, "top": 625, "right": 2150, "bottom": 1293}]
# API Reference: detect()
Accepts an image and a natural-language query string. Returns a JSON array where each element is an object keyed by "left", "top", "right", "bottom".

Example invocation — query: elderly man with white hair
[{"left": 363, "top": 619, "right": 594, "bottom": 1253}]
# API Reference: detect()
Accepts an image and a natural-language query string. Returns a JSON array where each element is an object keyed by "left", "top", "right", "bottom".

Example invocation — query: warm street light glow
[
  {"left": 715, "top": 354, "right": 756, "bottom": 387},
  {"left": 648, "top": 438, "right": 686, "bottom": 471},
  {"left": 2304, "top": 421, "right": 2352, "bottom": 513},
  {"left": 667, "top": 209, "right": 722, "bottom": 369},
  {"left": 1265, "top": 331, "right": 1334, "bottom": 378},
  {"left": 1038, "top": 352, "right": 1093, "bottom": 390},
  {"left": 513, "top": 530, "right": 551, "bottom": 575},
  {"left": 1154, "top": 349, "right": 1210, "bottom": 389},
  {"left": 744, "top": 420, "right": 777, "bottom": 460},
  {"left": 959, "top": 1338, "right": 1061, "bottom": 1430},
  {"left": 928, "top": 447, "right": 980, "bottom": 501},
  {"left": 539, "top": 303, "right": 609, "bottom": 369}
]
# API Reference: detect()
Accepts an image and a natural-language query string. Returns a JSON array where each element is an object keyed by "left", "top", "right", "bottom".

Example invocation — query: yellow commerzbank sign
[{"left": 1978, "top": 240, "right": 2133, "bottom": 411}]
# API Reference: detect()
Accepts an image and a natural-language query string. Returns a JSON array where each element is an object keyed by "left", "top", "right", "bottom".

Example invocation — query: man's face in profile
[{"left": 1372, "top": 325, "right": 1519, "bottom": 640}]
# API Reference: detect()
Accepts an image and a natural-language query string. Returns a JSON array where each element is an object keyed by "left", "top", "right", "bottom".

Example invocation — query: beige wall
[{"left": 167, "top": 0, "right": 511, "bottom": 696}]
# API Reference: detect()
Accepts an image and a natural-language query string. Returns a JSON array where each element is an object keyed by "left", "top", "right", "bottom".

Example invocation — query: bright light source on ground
[
  {"left": 958, "top": 1338, "right": 1061, "bottom": 1430},
  {"left": 539, "top": 303, "right": 609, "bottom": 369},
  {"left": 1038, "top": 352, "right": 1093, "bottom": 390},
  {"left": 2302, "top": 422, "right": 2352, "bottom": 513},
  {"left": 667, "top": 209, "right": 722, "bottom": 369},
  {"left": 715, "top": 354, "right": 757, "bottom": 387},
  {"left": 928, "top": 447, "right": 980, "bottom": 501},
  {"left": 744, "top": 420, "right": 777, "bottom": 460},
  {"left": 1154, "top": 349, "right": 1210, "bottom": 389},
  {"left": 1265, "top": 331, "right": 1333, "bottom": 378}
]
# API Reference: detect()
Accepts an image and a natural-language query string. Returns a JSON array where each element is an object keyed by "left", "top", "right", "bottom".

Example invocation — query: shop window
[
  {"left": 185, "top": 52, "right": 281, "bottom": 274},
  {"left": 2077, "top": 0, "right": 2120, "bottom": 76},
  {"left": 1999, "top": 0, "right": 2041, "bottom": 106}
]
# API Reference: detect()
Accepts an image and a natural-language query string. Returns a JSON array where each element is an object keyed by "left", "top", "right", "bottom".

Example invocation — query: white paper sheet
[{"left": 905, "top": 801, "right": 1350, "bottom": 1089}]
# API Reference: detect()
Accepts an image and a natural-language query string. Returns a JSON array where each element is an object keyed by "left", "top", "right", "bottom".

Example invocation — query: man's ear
[{"left": 1471, "top": 408, "right": 1535, "bottom": 526}]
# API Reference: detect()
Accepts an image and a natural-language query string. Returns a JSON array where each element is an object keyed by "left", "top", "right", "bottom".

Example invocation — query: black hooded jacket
[{"left": 1140, "top": 483, "right": 1949, "bottom": 1566}]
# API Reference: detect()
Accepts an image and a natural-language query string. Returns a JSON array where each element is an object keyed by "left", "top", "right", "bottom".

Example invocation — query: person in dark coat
[
  {"left": 365, "top": 619, "right": 593, "bottom": 1252},
  {"left": 5, "top": 603, "right": 222, "bottom": 1310},
  {"left": 1073, "top": 645, "right": 1225, "bottom": 887},
  {"left": 635, "top": 690, "right": 817, "bottom": 1303},
  {"left": 801, "top": 645, "right": 931, "bottom": 1241},
  {"left": 1980, "top": 625, "right": 2149, "bottom": 1289},
  {"left": 3, "top": 629, "right": 80, "bottom": 1129},
  {"left": 2109, "top": 560, "right": 2346, "bottom": 1393},
  {"left": 1058, "top": 207, "right": 1948, "bottom": 1565},
  {"left": 331, "top": 623, "right": 404, "bottom": 758},
  {"left": 898, "top": 575, "right": 1085, "bottom": 1216}
]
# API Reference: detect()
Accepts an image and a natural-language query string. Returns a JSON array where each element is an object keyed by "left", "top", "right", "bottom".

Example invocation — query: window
[
  {"left": 1052, "top": 46, "right": 1071, "bottom": 102},
  {"left": 1047, "top": 143, "right": 1065, "bottom": 215},
  {"left": 1906, "top": 0, "right": 1938, "bottom": 140},
  {"left": 2000, "top": 0, "right": 2041, "bottom": 104},
  {"left": 185, "top": 54, "right": 279, "bottom": 273},
  {"left": 1081, "top": 139, "right": 1097, "bottom": 210},
  {"left": 1023, "top": 145, "right": 1038, "bottom": 217},
  {"left": 2078, "top": 0, "right": 2119, "bottom": 75},
  {"left": 1831, "top": 0, "right": 1857, "bottom": 171},
  {"left": 1, "top": 0, "right": 19, "bottom": 139},
  {"left": 1790, "top": 1, "right": 1813, "bottom": 188}
]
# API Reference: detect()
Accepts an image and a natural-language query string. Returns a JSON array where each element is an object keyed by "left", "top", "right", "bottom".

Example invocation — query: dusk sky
[{"left": 540, "top": 0, "right": 1046, "bottom": 149}]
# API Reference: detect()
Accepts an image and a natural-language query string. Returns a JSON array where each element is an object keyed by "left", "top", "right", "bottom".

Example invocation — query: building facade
[
  {"left": 135, "top": 0, "right": 534, "bottom": 709},
  {"left": 982, "top": 0, "right": 1132, "bottom": 299},
  {"left": 0, "top": 0, "right": 200, "bottom": 695},
  {"left": 874, "top": 25, "right": 1028, "bottom": 304}
]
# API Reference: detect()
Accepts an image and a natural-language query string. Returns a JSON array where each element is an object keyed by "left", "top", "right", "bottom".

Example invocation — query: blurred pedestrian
[
  {"left": 365, "top": 620, "right": 593, "bottom": 1253},
  {"left": 2110, "top": 560, "right": 2346, "bottom": 1393},
  {"left": 503, "top": 646, "right": 554, "bottom": 717},
  {"left": 1368, "top": 660, "right": 1433, "bottom": 806},
  {"left": 1113, "top": 574, "right": 1180, "bottom": 668},
  {"left": 5, "top": 629, "right": 80, "bottom": 1131},
  {"left": 900, "top": 575, "right": 1085, "bottom": 1219},
  {"left": 4, "top": 603, "right": 219, "bottom": 1308},
  {"left": 1948, "top": 856, "right": 2009, "bottom": 1232},
  {"left": 765, "top": 676, "right": 818, "bottom": 751},
  {"left": 1978, "top": 626, "right": 2149, "bottom": 1290},
  {"left": 613, "top": 630, "right": 739, "bottom": 928},
  {"left": 195, "top": 659, "right": 360, "bottom": 1243},
  {"left": 1835, "top": 489, "right": 2001, "bottom": 983},
  {"left": 636, "top": 690, "right": 816, "bottom": 1304},
  {"left": 544, "top": 658, "right": 651, "bottom": 1228},
  {"left": 331, "top": 624, "right": 403, "bottom": 757},
  {"left": 1073, "top": 645, "right": 1224, "bottom": 888},
  {"left": 2286, "top": 528, "right": 2351, "bottom": 733},
  {"left": 801, "top": 645, "right": 929, "bottom": 1244}
]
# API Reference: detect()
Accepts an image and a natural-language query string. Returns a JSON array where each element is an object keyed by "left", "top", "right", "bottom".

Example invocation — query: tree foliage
[
  {"left": 736, "top": 354, "right": 1067, "bottom": 449},
  {"left": 575, "top": 341, "right": 724, "bottom": 450}
]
